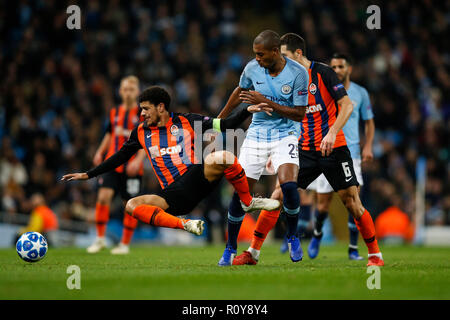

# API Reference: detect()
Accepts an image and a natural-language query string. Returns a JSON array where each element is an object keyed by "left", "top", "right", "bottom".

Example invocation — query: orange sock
[
  {"left": 121, "top": 212, "right": 138, "bottom": 245},
  {"left": 223, "top": 157, "right": 252, "bottom": 206},
  {"left": 132, "top": 204, "right": 184, "bottom": 229},
  {"left": 354, "top": 210, "right": 380, "bottom": 254},
  {"left": 250, "top": 209, "right": 281, "bottom": 250},
  {"left": 95, "top": 203, "right": 110, "bottom": 237}
]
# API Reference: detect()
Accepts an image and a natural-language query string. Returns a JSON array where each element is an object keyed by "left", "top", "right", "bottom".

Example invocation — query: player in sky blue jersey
[
  {"left": 217, "top": 30, "right": 309, "bottom": 265},
  {"left": 306, "top": 53, "right": 376, "bottom": 261}
]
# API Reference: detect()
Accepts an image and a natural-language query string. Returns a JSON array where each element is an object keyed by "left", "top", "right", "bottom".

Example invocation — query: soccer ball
[{"left": 16, "top": 232, "right": 48, "bottom": 262}]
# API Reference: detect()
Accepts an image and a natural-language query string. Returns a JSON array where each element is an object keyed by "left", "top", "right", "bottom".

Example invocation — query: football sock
[
  {"left": 354, "top": 210, "right": 380, "bottom": 254},
  {"left": 227, "top": 192, "right": 245, "bottom": 250},
  {"left": 348, "top": 212, "right": 359, "bottom": 250},
  {"left": 132, "top": 205, "right": 183, "bottom": 229},
  {"left": 95, "top": 203, "right": 110, "bottom": 237},
  {"left": 297, "top": 204, "right": 311, "bottom": 237},
  {"left": 223, "top": 157, "right": 252, "bottom": 206},
  {"left": 281, "top": 182, "right": 300, "bottom": 238},
  {"left": 121, "top": 211, "right": 138, "bottom": 245},
  {"left": 250, "top": 209, "right": 281, "bottom": 251},
  {"left": 314, "top": 210, "right": 328, "bottom": 236}
]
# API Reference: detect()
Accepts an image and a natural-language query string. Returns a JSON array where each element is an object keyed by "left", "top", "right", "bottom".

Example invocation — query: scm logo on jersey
[
  {"left": 305, "top": 104, "right": 323, "bottom": 114},
  {"left": 148, "top": 144, "right": 183, "bottom": 158},
  {"left": 160, "top": 144, "right": 182, "bottom": 156}
]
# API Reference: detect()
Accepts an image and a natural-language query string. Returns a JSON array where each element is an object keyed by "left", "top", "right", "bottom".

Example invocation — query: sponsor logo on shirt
[
  {"left": 333, "top": 83, "right": 345, "bottom": 91},
  {"left": 305, "top": 104, "right": 323, "bottom": 114}
]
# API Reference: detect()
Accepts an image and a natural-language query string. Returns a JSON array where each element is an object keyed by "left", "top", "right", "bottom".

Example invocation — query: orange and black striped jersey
[
  {"left": 104, "top": 104, "right": 143, "bottom": 175},
  {"left": 299, "top": 61, "right": 348, "bottom": 151},
  {"left": 87, "top": 109, "right": 252, "bottom": 189}
]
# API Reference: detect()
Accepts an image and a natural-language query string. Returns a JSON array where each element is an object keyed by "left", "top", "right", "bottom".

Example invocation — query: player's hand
[
  {"left": 362, "top": 146, "right": 374, "bottom": 163},
  {"left": 93, "top": 151, "right": 103, "bottom": 166},
  {"left": 320, "top": 132, "right": 336, "bottom": 157},
  {"left": 265, "top": 156, "right": 275, "bottom": 175},
  {"left": 247, "top": 103, "right": 273, "bottom": 116},
  {"left": 60, "top": 173, "right": 89, "bottom": 181},
  {"left": 126, "top": 159, "right": 141, "bottom": 177},
  {"left": 240, "top": 90, "right": 266, "bottom": 105}
]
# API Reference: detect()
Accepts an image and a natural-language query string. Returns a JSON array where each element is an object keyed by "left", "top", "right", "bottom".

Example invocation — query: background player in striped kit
[
  {"left": 305, "top": 53, "right": 376, "bottom": 260},
  {"left": 87, "top": 76, "right": 147, "bottom": 255}
]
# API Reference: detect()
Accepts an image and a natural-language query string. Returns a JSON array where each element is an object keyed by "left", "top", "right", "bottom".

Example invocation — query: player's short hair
[
  {"left": 139, "top": 86, "right": 171, "bottom": 110},
  {"left": 121, "top": 75, "right": 140, "bottom": 87},
  {"left": 253, "top": 30, "right": 281, "bottom": 50},
  {"left": 280, "top": 33, "right": 306, "bottom": 55},
  {"left": 331, "top": 53, "right": 353, "bottom": 66}
]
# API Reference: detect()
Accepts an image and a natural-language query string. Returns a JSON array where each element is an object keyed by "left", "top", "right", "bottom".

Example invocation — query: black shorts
[
  {"left": 98, "top": 171, "right": 143, "bottom": 200},
  {"left": 156, "top": 164, "right": 221, "bottom": 216},
  {"left": 297, "top": 146, "right": 359, "bottom": 192}
]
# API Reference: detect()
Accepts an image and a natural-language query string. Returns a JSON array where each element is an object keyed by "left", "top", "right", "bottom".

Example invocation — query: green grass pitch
[{"left": 0, "top": 243, "right": 449, "bottom": 299}]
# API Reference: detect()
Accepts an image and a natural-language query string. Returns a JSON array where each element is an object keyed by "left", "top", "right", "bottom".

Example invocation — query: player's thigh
[
  {"left": 157, "top": 164, "right": 221, "bottom": 216},
  {"left": 319, "top": 146, "right": 359, "bottom": 192},
  {"left": 96, "top": 172, "right": 118, "bottom": 204},
  {"left": 297, "top": 149, "right": 322, "bottom": 190},
  {"left": 270, "top": 135, "right": 299, "bottom": 182},
  {"left": 238, "top": 138, "right": 270, "bottom": 181},
  {"left": 126, "top": 194, "right": 169, "bottom": 213}
]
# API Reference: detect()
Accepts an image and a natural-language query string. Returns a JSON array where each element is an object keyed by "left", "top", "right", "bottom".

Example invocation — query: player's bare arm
[
  {"left": 126, "top": 149, "right": 147, "bottom": 177},
  {"left": 239, "top": 90, "right": 306, "bottom": 121},
  {"left": 93, "top": 132, "right": 111, "bottom": 166},
  {"left": 320, "top": 95, "right": 353, "bottom": 156},
  {"left": 362, "top": 118, "right": 375, "bottom": 163},
  {"left": 217, "top": 86, "right": 243, "bottom": 119}
]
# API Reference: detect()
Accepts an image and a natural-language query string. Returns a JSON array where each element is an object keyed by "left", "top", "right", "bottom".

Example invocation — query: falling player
[
  {"left": 87, "top": 76, "right": 146, "bottom": 255},
  {"left": 306, "top": 53, "right": 376, "bottom": 260},
  {"left": 62, "top": 86, "right": 279, "bottom": 242},
  {"left": 216, "top": 30, "right": 309, "bottom": 265},
  {"left": 233, "top": 33, "right": 384, "bottom": 267}
]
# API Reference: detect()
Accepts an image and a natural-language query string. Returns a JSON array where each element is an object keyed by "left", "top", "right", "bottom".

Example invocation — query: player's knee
[
  {"left": 205, "top": 151, "right": 233, "bottom": 167},
  {"left": 125, "top": 198, "right": 137, "bottom": 215},
  {"left": 280, "top": 181, "right": 300, "bottom": 210},
  {"left": 97, "top": 191, "right": 112, "bottom": 205}
]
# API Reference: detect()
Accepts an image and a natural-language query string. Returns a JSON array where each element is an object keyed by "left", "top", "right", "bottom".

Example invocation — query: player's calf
[{"left": 338, "top": 187, "right": 383, "bottom": 266}]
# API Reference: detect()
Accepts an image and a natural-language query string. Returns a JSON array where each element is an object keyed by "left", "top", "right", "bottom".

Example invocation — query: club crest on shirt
[
  {"left": 309, "top": 83, "right": 317, "bottom": 95},
  {"left": 281, "top": 84, "right": 292, "bottom": 94},
  {"left": 170, "top": 124, "right": 179, "bottom": 136}
]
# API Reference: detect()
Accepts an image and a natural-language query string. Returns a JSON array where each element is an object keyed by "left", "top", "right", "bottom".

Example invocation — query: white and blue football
[{"left": 16, "top": 232, "right": 48, "bottom": 263}]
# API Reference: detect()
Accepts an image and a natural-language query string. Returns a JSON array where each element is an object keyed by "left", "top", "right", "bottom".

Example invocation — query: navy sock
[
  {"left": 281, "top": 182, "right": 300, "bottom": 238},
  {"left": 348, "top": 213, "right": 359, "bottom": 250},
  {"left": 314, "top": 210, "right": 328, "bottom": 235},
  {"left": 226, "top": 193, "right": 245, "bottom": 250},
  {"left": 297, "top": 205, "right": 311, "bottom": 237}
]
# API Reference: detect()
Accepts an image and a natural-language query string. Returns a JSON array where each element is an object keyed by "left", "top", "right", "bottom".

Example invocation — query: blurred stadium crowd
[{"left": 0, "top": 0, "right": 448, "bottom": 228}]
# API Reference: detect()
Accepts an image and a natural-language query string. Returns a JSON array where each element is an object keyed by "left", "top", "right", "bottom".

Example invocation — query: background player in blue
[
  {"left": 307, "top": 53, "right": 376, "bottom": 260},
  {"left": 217, "top": 30, "right": 309, "bottom": 265}
]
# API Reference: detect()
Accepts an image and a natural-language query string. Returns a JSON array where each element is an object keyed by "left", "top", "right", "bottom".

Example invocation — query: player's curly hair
[{"left": 138, "top": 86, "right": 171, "bottom": 110}]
